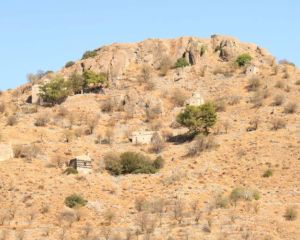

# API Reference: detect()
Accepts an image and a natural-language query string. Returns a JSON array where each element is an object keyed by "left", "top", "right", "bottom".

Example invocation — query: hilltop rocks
[{"left": 57, "top": 35, "right": 273, "bottom": 85}]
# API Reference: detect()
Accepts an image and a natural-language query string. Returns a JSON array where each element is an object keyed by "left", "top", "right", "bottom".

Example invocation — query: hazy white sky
[{"left": 1, "top": 0, "right": 299, "bottom": 90}]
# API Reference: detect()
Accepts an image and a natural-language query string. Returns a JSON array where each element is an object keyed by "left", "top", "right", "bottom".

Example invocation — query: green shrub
[
  {"left": 7, "top": 115, "right": 17, "bottom": 126},
  {"left": 174, "top": 58, "right": 189, "bottom": 68},
  {"left": 284, "top": 206, "right": 298, "bottom": 221},
  {"left": 64, "top": 194, "right": 87, "bottom": 208},
  {"left": 39, "top": 75, "right": 70, "bottom": 105},
  {"left": 215, "top": 194, "right": 229, "bottom": 208},
  {"left": 187, "top": 134, "right": 217, "bottom": 156},
  {"left": 152, "top": 156, "right": 165, "bottom": 169},
  {"left": 65, "top": 61, "right": 75, "bottom": 68},
  {"left": 34, "top": 114, "right": 49, "bottom": 127},
  {"left": 82, "top": 50, "right": 97, "bottom": 60},
  {"left": 273, "top": 94, "right": 285, "bottom": 106},
  {"left": 83, "top": 70, "right": 108, "bottom": 87},
  {"left": 64, "top": 167, "right": 78, "bottom": 175},
  {"left": 284, "top": 102, "right": 298, "bottom": 114},
  {"left": 176, "top": 103, "right": 217, "bottom": 134},
  {"left": 247, "top": 77, "right": 260, "bottom": 91},
  {"left": 262, "top": 169, "right": 273, "bottom": 178},
  {"left": 235, "top": 54, "right": 252, "bottom": 67},
  {"left": 104, "top": 152, "right": 164, "bottom": 175}
]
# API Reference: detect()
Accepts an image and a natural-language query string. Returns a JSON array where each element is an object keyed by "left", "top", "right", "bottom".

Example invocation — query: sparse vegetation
[
  {"left": 273, "top": 94, "right": 285, "bottom": 106},
  {"left": 159, "top": 56, "right": 172, "bottom": 76},
  {"left": 177, "top": 103, "right": 217, "bottom": 135},
  {"left": 275, "top": 80, "right": 285, "bottom": 89},
  {"left": 64, "top": 194, "right": 87, "bottom": 208},
  {"left": 187, "top": 134, "right": 217, "bottom": 156},
  {"left": 174, "top": 58, "right": 189, "bottom": 68},
  {"left": 271, "top": 118, "right": 286, "bottom": 130},
  {"left": 34, "top": 114, "right": 49, "bottom": 127},
  {"left": 64, "top": 167, "right": 78, "bottom": 175},
  {"left": 0, "top": 103, "right": 5, "bottom": 114},
  {"left": 284, "top": 206, "right": 298, "bottom": 221},
  {"left": 247, "top": 77, "right": 260, "bottom": 91},
  {"left": 7, "top": 115, "right": 17, "bottom": 126},
  {"left": 284, "top": 102, "right": 297, "bottom": 114},
  {"left": 230, "top": 187, "right": 260, "bottom": 205},
  {"left": 171, "top": 88, "right": 189, "bottom": 107},
  {"left": 235, "top": 54, "right": 252, "bottom": 67},
  {"left": 149, "top": 132, "right": 165, "bottom": 153}
]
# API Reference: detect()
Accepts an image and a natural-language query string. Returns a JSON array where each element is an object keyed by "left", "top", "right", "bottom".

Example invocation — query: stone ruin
[
  {"left": 245, "top": 65, "right": 258, "bottom": 75},
  {"left": 129, "top": 131, "right": 156, "bottom": 144},
  {"left": 0, "top": 144, "right": 13, "bottom": 162},
  {"left": 68, "top": 155, "right": 92, "bottom": 174},
  {"left": 185, "top": 92, "right": 205, "bottom": 106}
]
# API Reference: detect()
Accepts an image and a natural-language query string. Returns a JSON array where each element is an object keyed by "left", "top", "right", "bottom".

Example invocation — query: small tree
[
  {"left": 176, "top": 103, "right": 217, "bottom": 134},
  {"left": 68, "top": 73, "right": 86, "bottom": 94},
  {"left": 64, "top": 194, "right": 87, "bottom": 208},
  {"left": 174, "top": 58, "right": 189, "bottom": 68},
  {"left": 83, "top": 70, "right": 108, "bottom": 87},
  {"left": 235, "top": 54, "right": 252, "bottom": 67},
  {"left": 39, "top": 76, "right": 70, "bottom": 105}
]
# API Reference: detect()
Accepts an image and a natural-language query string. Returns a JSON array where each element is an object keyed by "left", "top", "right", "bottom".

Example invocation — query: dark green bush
[
  {"left": 120, "top": 152, "right": 156, "bottom": 174},
  {"left": 64, "top": 167, "right": 78, "bottom": 175},
  {"left": 64, "top": 194, "right": 87, "bottom": 208},
  {"left": 235, "top": 54, "right": 252, "bottom": 67},
  {"left": 152, "top": 156, "right": 165, "bottom": 169},
  {"left": 262, "top": 169, "right": 273, "bottom": 178},
  {"left": 82, "top": 50, "right": 97, "bottom": 60},
  {"left": 174, "top": 58, "right": 189, "bottom": 68},
  {"left": 65, "top": 61, "right": 75, "bottom": 68},
  {"left": 104, "top": 152, "right": 164, "bottom": 175}
]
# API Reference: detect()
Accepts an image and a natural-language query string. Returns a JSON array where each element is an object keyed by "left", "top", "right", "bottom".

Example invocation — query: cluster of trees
[{"left": 39, "top": 70, "right": 108, "bottom": 105}]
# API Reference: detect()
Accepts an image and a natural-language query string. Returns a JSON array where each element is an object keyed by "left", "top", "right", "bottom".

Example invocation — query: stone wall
[{"left": 0, "top": 144, "right": 13, "bottom": 161}]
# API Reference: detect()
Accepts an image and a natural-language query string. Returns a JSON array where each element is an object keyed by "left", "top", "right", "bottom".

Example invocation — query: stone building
[
  {"left": 0, "top": 144, "right": 13, "bottom": 162},
  {"left": 245, "top": 65, "right": 258, "bottom": 75},
  {"left": 31, "top": 84, "right": 41, "bottom": 104},
  {"left": 185, "top": 92, "right": 205, "bottom": 106},
  {"left": 129, "top": 131, "right": 156, "bottom": 144},
  {"left": 68, "top": 155, "right": 92, "bottom": 173}
]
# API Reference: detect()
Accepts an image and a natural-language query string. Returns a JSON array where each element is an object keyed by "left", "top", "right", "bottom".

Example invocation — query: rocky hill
[{"left": 0, "top": 35, "right": 299, "bottom": 240}]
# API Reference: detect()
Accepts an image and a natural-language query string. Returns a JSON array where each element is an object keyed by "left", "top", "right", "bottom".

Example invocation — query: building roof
[{"left": 75, "top": 155, "right": 92, "bottom": 161}]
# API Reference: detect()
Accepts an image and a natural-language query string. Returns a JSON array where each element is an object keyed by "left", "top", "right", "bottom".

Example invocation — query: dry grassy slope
[{"left": 0, "top": 35, "right": 300, "bottom": 240}]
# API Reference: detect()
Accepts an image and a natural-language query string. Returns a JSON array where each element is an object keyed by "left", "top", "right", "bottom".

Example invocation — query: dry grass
[
  {"left": 272, "top": 94, "right": 285, "bottom": 106},
  {"left": 284, "top": 102, "right": 298, "bottom": 114},
  {"left": 270, "top": 118, "right": 286, "bottom": 130}
]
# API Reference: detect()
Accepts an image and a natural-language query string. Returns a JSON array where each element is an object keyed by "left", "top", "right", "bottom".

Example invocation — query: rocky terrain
[{"left": 0, "top": 35, "right": 299, "bottom": 240}]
